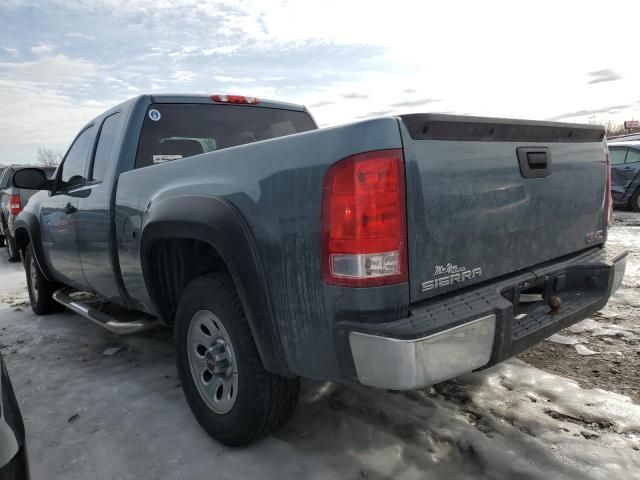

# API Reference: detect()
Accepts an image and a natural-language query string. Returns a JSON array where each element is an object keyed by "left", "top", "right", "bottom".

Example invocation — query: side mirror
[{"left": 12, "top": 168, "right": 52, "bottom": 191}]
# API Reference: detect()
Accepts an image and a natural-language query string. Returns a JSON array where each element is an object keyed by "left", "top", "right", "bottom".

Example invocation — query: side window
[
  {"left": 609, "top": 149, "right": 627, "bottom": 165},
  {"left": 91, "top": 113, "right": 122, "bottom": 182},
  {"left": 625, "top": 149, "right": 640, "bottom": 164},
  {"left": 59, "top": 125, "right": 96, "bottom": 189}
]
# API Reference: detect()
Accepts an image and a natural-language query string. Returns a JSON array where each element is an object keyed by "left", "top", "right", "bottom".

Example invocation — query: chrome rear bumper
[
  {"left": 349, "top": 314, "right": 496, "bottom": 390},
  {"left": 345, "top": 245, "right": 627, "bottom": 391}
]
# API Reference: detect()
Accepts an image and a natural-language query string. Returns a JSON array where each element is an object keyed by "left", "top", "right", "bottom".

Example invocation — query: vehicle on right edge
[
  {"left": 11, "top": 95, "right": 628, "bottom": 446},
  {"left": 608, "top": 141, "right": 640, "bottom": 211}
]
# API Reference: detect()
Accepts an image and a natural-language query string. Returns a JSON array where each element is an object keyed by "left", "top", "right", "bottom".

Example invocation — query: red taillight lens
[
  {"left": 9, "top": 194, "right": 21, "bottom": 216},
  {"left": 605, "top": 150, "right": 612, "bottom": 229},
  {"left": 322, "top": 149, "right": 408, "bottom": 287},
  {"left": 211, "top": 94, "right": 259, "bottom": 105}
]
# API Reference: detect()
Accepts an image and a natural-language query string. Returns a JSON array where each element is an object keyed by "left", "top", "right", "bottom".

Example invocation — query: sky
[{"left": 1, "top": 0, "right": 639, "bottom": 164}]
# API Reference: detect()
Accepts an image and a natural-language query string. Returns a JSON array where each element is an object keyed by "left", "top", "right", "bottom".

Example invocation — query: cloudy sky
[{"left": 1, "top": 0, "right": 639, "bottom": 164}]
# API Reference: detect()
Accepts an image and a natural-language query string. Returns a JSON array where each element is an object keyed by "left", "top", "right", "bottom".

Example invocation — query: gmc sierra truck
[{"left": 11, "top": 94, "right": 627, "bottom": 446}]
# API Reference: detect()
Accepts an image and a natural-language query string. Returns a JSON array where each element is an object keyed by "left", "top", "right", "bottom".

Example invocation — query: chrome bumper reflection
[{"left": 349, "top": 314, "right": 496, "bottom": 390}]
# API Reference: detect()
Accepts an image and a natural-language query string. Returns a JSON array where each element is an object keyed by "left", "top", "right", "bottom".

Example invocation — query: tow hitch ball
[{"left": 547, "top": 295, "right": 562, "bottom": 315}]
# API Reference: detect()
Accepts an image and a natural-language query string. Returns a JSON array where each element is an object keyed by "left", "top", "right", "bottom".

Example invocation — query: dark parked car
[
  {"left": 0, "top": 353, "right": 29, "bottom": 479},
  {"left": 0, "top": 166, "right": 57, "bottom": 261},
  {"left": 609, "top": 142, "right": 640, "bottom": 211}
]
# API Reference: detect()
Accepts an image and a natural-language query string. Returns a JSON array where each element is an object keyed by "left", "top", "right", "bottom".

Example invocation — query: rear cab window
[
  {"left": 91, "top": 112, "right": 122, "bottom": 182},
  {"left": 134, "top": 104, "right": 316, "bottom": 169}
]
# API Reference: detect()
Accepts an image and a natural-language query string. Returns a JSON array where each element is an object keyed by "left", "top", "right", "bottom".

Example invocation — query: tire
[
  {"left": 25, "top": 245, "right": 61, "bottom": 315},
  {"left": 175, "top": 273, "right": 299, "bottom": 446},
  {"left": 631, "top": 189, "right": 640, "bottom": 213},
  {"left": 3, "top": 225, "right": 19, "bottom": 262}
]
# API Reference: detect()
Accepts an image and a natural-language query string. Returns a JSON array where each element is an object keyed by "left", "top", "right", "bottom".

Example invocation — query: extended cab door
[
  {"left": 41, "top": 125, "right": 96, "bottom": 289},
  {"left": 76, "top": 111, "right": 124, "bottom": 300}
]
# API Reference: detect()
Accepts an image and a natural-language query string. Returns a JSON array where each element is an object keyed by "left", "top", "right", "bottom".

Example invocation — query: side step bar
[{"left": 52, "top": 288, "right": 160, "bottom": 335}]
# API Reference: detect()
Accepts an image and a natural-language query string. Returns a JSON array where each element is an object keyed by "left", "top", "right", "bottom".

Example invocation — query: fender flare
[
  {"left": 140, "top": 195, "right": 291, "bottom": 377},
  {"left": 13, "top": 212, "right": 55, "bottom": 281}
]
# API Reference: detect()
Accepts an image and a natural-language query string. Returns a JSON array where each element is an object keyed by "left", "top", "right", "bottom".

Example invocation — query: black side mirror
[{"left": 12, "top": 168, "right": 52, "bottom": 191}]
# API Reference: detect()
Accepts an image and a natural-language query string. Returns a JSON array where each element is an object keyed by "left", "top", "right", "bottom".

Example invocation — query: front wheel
[
  {"left": 631, "top": 189, "right": 640, "bottom": 213},
  {"left": 25, "top": 245, "right": 61, "bottom": 314},
  {"left": 175, "top": 273, "right": 299, "bottom": 446}
]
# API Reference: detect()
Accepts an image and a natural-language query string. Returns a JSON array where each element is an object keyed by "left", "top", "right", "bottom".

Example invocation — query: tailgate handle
[{"left": 517, "top": 147, "right": 551, "bottom": 178}]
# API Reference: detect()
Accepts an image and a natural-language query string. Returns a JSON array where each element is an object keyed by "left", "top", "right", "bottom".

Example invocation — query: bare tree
[{"left": 36, "top": 147, "right": 63, "bottom": 166}]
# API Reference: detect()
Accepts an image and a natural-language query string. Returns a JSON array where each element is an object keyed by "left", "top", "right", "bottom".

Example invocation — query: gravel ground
[
  {"left": 0, "top": 211, "right": 638, "bottom": 479},
  {"left": 520, "top": 211, "right": 640, "bottom": 402}
]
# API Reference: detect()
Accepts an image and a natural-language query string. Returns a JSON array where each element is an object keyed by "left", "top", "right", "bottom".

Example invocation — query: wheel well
[{"left": 146, "top": 238, "right": 229, "bottom": 325}]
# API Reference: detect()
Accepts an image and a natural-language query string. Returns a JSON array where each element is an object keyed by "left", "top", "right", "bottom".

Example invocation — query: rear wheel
[
  {"left": 3, "top": 225, "right": 19, "bottom": 262},
  {"left": 25, "top": 245, "right": 60, "bottom": 314},
  {"left": 631, "top": 189, "right": 640, "bottom": 212},
  {"left": 175, "top": 273, "right": 299, "bottom": 446}
]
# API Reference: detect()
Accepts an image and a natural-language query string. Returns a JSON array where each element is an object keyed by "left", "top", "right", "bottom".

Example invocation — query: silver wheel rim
[
  {"left": 29, "top": 257, "right": 39, "bottom": 303},
  {"left": 187, "top": 310, "right": 238, "bottom": 414}
]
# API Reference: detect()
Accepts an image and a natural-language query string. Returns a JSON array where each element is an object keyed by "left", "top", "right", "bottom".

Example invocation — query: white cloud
[
  {"left": 174, "top": 70, "right": 196, "bottom": 82},
  {"left": 66, "top": 32, "right": 94, "bottom": 40},
  {"left": 0, "top": 54, "right": 96, "bottom": 84},
  {"left": 30, "top": 43, "right": 53, "bottom": 54},
  {"left": 2, "top": 47, "right": 19, "bottom": 57},
  {"left": 213, "top": 75, "right": 255, "bottom": 83},
  {"left": 0, "top": 80, "right": 111, "bottom": 147}
]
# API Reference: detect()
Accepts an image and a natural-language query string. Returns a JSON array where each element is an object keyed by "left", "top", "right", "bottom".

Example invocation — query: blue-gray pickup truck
[{"left": 11, "top": 94, "right": 627, "bottom": 445}]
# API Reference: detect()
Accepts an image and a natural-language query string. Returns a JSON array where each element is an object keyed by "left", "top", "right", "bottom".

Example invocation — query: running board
[{"left": 52, "top": 288, "right": 160, "bottom": 335}]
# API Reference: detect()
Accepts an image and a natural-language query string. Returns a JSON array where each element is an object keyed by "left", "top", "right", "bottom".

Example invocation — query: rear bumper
[{"left": 342, "top": 245, "right": 627, "bottom": 390}]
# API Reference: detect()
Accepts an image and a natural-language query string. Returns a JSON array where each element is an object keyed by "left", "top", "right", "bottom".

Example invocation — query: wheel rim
[
  {"left": 187, "top": 310, "right": 238, "bottom": 414},
  {"left": 29, "top": 256, "right": 39, "bottom": 303}
]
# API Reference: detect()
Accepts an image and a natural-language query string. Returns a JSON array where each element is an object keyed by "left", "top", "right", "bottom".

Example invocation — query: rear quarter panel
[{"left": 115, "top": 117, "right": 407, "bottom": 380}]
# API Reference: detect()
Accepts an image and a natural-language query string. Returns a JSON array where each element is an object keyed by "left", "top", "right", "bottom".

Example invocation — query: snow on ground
[{"left": 0, "top": 212, "right": 638, "bottom": 479}]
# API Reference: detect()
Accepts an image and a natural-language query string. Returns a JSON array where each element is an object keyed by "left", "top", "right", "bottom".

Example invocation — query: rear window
[{"left": 135, "top": 104, "right": 316, "bottom": 169}]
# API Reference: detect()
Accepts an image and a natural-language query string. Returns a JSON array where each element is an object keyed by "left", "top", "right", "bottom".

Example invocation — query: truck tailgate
[{"left": 399, "top": 114, "right": 607, "bottom": 303}]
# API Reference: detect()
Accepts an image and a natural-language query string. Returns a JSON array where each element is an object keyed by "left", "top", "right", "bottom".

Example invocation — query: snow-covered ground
[{"left": 0, "top": 212, "right": 639, "bottom": 479}]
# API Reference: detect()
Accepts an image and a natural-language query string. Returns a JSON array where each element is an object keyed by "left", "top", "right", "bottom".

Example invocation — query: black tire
[
  {"left": 631, "top": 189, "right": 640, "bottom": 213},
  {"left": 3, "top": 225, "right": 19, "bottom": 262},
  {"left": 175, "top": 273, "right": 299, "bottom": 446},
  {"left": 25, "top": 245, "right": 61, "bottom": 314}
]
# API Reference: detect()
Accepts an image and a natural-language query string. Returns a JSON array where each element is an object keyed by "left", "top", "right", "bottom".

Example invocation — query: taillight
[
  {"left": 605, "top": 150, "right": 612, "bottom": 229},
  {"left": 211, "top": 94, "right": 259, "bottom": 105},
  {"left": 9, "top": 194, "right": 21, "bottom": 216},
  {"left": 322, "top": 149, "right": 408, "bottom": 287}
]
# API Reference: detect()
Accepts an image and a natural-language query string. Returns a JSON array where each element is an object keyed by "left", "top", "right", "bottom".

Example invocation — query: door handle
[{"left": 63, "top": 204, "right": 77, "bottom": 214}]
